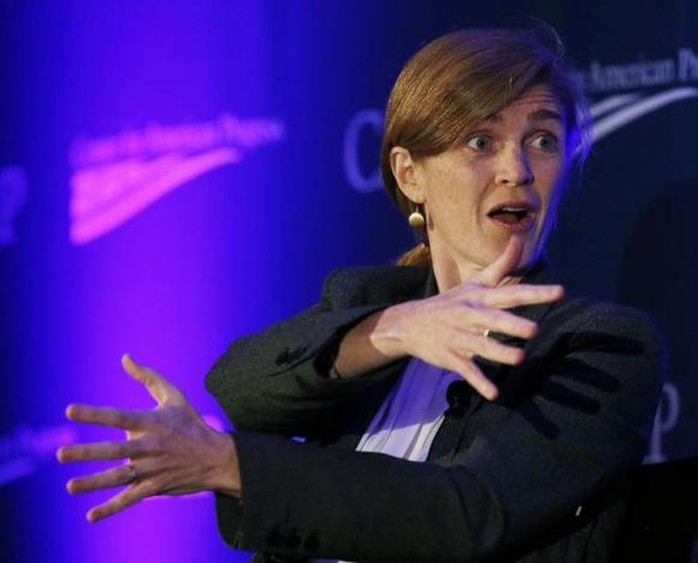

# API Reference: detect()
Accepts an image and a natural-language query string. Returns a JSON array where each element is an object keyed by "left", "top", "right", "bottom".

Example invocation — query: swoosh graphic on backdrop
[
  {"left": 592, "top": 87, "right": 698, "bottom": 142},
  {"left": 70, "top": 147, "right": 241, "bottom": 244},
  {"left": 589, "top": 93, "right": 641, "bottom": 119}
]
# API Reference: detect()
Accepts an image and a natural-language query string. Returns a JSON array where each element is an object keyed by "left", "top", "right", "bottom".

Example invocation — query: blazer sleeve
[
  {"left": 204, "top": 268, "right": 410, "bottom": 436},
  {"left": 214, "top": 300, "right": 665, "bottom": 562}
]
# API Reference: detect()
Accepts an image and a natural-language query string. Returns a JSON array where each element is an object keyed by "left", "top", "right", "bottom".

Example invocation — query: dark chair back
[{"left": 617, "top": 456, "right": 698, "bottom": 562}]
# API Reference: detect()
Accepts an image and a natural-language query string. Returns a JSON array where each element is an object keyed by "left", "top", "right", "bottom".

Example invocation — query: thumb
[
  {"left": 475, "top": 236, "right": 524, "bottom": 287},
  {"left": 121, "top": 353, "right": 149, "bottom": 382},
  {"left": 121, "top": 353, "right": 187, "bottom": 406}
]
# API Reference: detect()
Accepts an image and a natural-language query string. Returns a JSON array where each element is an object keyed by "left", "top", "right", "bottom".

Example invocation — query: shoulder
[
  {"left": 543, "top": 296, "right": 663, "bottom": 347},
  {"left": 533, "top": 296, "right": 667, "bottom": 392},
  {"left": 320, "top": 264, "right": 431, "bottom": 308},
  {"left": 511, "top": 296, "right": 667, "bottom": 439}
]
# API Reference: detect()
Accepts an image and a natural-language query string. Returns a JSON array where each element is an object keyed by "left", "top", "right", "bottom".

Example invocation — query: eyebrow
[
  {"left": 485, "top": 108, "right": 565, "bottom": 124},
  {"left": 527, "top": 108, "right": 565, "bottom": 124}
]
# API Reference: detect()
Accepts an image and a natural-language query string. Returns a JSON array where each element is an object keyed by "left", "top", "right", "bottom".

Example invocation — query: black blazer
[{"left": 205, "top": 265, "right": 664, "bottom": 563}]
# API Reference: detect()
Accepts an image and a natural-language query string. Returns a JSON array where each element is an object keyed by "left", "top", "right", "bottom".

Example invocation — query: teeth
[{"left": 501, "top": 207, "right": 526, "bottom": 212}]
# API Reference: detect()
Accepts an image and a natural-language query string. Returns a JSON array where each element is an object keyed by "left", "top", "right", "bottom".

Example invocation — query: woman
[{"left": 58, "top": 28, "right": 664, "bottom": 562}]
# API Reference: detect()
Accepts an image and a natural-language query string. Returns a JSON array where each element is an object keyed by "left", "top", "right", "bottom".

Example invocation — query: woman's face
[{"left": 404, "top": 85, "right": 569, "bottom": 280}]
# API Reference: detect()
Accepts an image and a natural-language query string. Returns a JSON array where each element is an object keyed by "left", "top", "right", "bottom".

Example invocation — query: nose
[{"left": 495, "top": 146, "right": 533, "bottom": 187}]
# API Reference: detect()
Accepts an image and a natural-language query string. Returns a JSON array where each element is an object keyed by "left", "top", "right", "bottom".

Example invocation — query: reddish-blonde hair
[{"left": 381, "top": 28, "right": 591, "bottom": 266}]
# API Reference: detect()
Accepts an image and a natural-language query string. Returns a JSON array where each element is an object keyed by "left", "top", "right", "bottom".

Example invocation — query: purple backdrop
[{"left": 1, "top": 0, "right": 697, "bottom": 560}]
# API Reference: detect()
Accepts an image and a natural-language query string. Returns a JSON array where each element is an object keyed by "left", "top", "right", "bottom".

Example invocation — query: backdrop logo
[
  {"left": 343, "top": 47, "right": 698, "bottom": 193},
  {"left": 0, "top": 165, "right": 27, "bottom": 246},
  {"left": 581, "top": 47, "right": 698, "bottom": 142},
  {"left": 0, "top": 424, "right": 77, "bottom": 488},
  {"left": 645, "top": 382, "right": 681, "bottom": 464},
  {"left": 575, "top": 48, "right": 698, "bottom": 93},
  {"left": 69, "top": 113, "right": 286, "bottom": 245}
]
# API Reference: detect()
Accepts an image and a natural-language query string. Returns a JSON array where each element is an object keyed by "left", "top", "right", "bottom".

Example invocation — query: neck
[{"left": 430, "top": 246, "right": 522, "bottom": 292}]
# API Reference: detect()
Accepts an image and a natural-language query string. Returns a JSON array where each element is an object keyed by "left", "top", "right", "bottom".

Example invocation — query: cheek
[
  {"left": 427, "top": 189, "right": 479, "bottom": 226},
  {"left": 425, "top": 168, "right": 482, "bottom": 208}
]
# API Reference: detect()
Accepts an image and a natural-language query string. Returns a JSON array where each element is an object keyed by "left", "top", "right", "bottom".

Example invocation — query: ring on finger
[{"left": 124, "top": 463, "right": 139, "bottom": 485}]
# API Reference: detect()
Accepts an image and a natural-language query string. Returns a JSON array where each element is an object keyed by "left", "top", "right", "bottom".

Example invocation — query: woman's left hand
[{"left": 56, "top": 354, "right": 240, "bottom": 523}]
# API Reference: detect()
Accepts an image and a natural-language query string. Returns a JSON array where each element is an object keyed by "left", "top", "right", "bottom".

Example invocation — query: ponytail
[{"left": 396, "top": 243, "right": 430, "bottom": 266}]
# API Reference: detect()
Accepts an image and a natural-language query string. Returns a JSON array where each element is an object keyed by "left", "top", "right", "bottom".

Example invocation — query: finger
[
  {"left": 478, "top": 283, "right": 564, "bottom": 310},
  {"left": 461, "top": 308, "right": 539, "bottom": 340},
  {"left": 86, "top": 481, "right": 155, "bottom": 523},
  {"left": 475, "top": 235, "right": 524, "bottom": 287},
  {"left": 57, "top": 439, "right": 145, "bottom": 463},
  {"left": 122, "top": 354, "right": 186, "bottom": 406},
  {"left": 463, "top": 334, "right": 525, "bottom": 366},
  {"left": 66, "top": 464, "right": 138, "bottom": 494},
  {"left": 65, "top": 403, "right": 147, "bottom": 430},
  {"left": 446, "top": 353, "right": 498, "bottom": 400}
]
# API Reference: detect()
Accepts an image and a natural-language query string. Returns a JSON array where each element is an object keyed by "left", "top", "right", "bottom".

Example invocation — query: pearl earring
[{"left": 408, "top": 205, "right": 425, "bottom": 228}]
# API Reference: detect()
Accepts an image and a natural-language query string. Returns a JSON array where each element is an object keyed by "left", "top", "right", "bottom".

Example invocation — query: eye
[
  {"left": 465, "top": 135, "right": 492, "bottom": 152},
  {"left": 530, "top": 133, "right": 560, "bottom": 153}
]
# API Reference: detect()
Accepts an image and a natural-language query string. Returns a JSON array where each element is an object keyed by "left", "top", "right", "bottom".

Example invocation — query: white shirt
[{"left": 355, "top": 357, "right": 460, "bottom": 461}]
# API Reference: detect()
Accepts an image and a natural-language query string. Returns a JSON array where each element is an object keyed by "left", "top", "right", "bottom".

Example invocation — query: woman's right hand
[{"left": 334, "top": 237, "right": 564, "bottom": 400}]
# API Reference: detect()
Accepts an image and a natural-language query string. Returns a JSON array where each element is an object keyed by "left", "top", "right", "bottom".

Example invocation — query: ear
[{"left": 389, "top": 146, "right": 425, "bottom": 203}]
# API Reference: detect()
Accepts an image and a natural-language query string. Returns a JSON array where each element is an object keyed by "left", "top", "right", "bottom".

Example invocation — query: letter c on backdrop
[{"left": 343, "top": 109, "right": 383, "bottom": 193}]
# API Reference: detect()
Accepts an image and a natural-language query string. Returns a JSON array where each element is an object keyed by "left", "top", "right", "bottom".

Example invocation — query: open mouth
[{"left": 486, "top": 201, "right": 537, "bottom": 232}]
